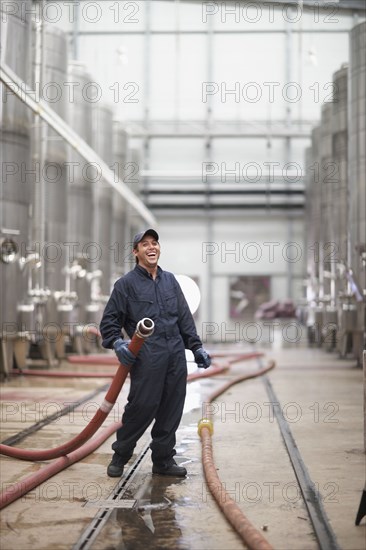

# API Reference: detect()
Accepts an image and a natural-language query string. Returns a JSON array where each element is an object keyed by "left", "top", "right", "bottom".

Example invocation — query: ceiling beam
[{"left": 163, "top": 0, "right": 366, "bottom": 12}]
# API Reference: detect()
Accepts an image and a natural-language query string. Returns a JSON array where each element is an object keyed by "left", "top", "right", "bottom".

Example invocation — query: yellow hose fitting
[{"left": 197, "top": 418, "right": 214, "bottom": 437}]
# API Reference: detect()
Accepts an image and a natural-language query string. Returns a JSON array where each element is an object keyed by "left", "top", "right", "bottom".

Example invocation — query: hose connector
[
  {"left": 136, "top": 318, "right": 155, "bottom": 339},
  {"left": 197, "top": 418, "right": 214, "bottom": 437}
]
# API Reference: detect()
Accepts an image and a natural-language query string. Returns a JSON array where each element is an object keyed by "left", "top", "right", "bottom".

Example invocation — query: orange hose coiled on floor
[
  {"left": 198, "top": 360, "right": 276, "bottom": 550},
  {"left": 0, "top": 318, "right": 154, "bottom": 462}
]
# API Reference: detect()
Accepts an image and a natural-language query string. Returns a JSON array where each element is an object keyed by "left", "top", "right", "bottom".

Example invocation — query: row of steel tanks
[
  {"left": 304, "top": 20, "right": 365, "bottom": 365},
  {"left": 0, "top": 0, "right": 142, "bottom": 377}
]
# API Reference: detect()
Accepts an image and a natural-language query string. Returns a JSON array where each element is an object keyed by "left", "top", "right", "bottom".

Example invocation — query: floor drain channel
[
  {"left": 255, "top": 354, "right": 341, "bottom": 550},
  {"left": 72, "top": 444, "right": 150, "bottom": 550}
]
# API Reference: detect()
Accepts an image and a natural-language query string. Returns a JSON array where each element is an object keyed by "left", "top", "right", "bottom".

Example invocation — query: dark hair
[{"left": 134, "top": 243, "right": 139, "bottom": 264}]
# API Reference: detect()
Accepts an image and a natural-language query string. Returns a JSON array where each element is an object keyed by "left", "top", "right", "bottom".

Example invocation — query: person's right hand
[
  {"left": 113, "top": 338, "right": 136, "bottom": 367},
  {"left": 194, "top": 347, "right": 211, "bottom": 369}
]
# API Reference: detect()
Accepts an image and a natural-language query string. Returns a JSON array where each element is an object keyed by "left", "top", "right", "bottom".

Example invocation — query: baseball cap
[{"left": 133, "top": 229, "right": 159, "bottom": 249}]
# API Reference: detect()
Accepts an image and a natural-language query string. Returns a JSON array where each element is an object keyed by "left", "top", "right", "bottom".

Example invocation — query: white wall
[{"left": 158, "top": 213, "right": 304, "bottom": 342}]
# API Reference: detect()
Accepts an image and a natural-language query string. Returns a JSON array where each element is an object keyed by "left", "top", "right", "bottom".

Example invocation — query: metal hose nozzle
[{"left": 136, "top": 317, "right": 155, "bottom": 338}]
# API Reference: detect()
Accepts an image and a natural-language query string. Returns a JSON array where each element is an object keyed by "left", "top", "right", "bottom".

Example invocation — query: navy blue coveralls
[{"left": 100, "top": 264, "right": 203, "bottom": 467}]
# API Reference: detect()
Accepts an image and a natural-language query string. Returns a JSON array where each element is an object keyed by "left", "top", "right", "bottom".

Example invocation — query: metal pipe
[
  {"left": 0, "top": 63, "right": 157, "bottom": 227},
  {"left": 65, "top": 29, "right": 358, "bottom": 37},
  {"left": 0, "top": 318, "right": 154, "bottom": 461}
]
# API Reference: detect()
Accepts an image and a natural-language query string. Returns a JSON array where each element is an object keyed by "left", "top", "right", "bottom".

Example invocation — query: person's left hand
[{"left": 194, "top": 347, "right": 211, "bottom": 369}]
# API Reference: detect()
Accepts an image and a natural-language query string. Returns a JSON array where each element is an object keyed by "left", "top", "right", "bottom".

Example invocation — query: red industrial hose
[
  {"left": 219, "top": 351, "right": 264, "bottom": 364},
  {"left": 0, "top": 421, "right": 121, "bottom": 510},
  {"left": 210, "top": 350, "right": 264, "bottom": 358},
  {"left": 11, "top": 352, "right": 262, "bottom": 379},
  {"left": 198, "top": 361, "right": 275, "bottom": 550},
  {"left": 12, "top": 366, "right": 225, "bottom": 379},
  {"left": 190, "top": 351, "right": 263, "bottom": 380},
  {"left": 66, "top": 350, "right": 263, "bottom": 365},
  {"left": 0, "top": 318, "right": 154, "bottom": 462},
  {"left": 201, "top": 360, "right": 275, "bottom": 419},
  {"left": 11, "top": 367, "right": 226, "bottom": 379},
  {"left": 84, "top": 325, "right": 101, "bottom": 337},
  {"left": 67, "top": 355, "right": 119, "bottom": 365},
  {"left": 10, "top": 369, "right": 117, "bottom": 378},
  {"left": 187, "top": 352, "right": 263, "bottom": 381},
  {"left": 0, "top": 348, "right": 268, "bottom": 512}
]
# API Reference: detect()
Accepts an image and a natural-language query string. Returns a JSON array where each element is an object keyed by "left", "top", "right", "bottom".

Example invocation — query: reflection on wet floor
[
  {"left": 1, "top": 348, "right": 364, "bottom": 550},
  {"left": 90, "top": 430, "right": 201, "bottom": 550},
  {"left": 114, "top": 475, "right": 189, "bottom": 550}
]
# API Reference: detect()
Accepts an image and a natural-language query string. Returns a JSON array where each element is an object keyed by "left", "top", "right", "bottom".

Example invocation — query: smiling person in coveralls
[{"left": 100, "top": 229, "right": 211, "bottom": 477}]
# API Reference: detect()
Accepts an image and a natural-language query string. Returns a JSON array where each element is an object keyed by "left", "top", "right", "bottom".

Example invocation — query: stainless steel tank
[
  {"left": 320, "top": 102, "right": 334, "bottom": 306},
  {"left": 112, "top": 122, "right": 129, "bottom": 279},
  {"left": 331, "top": 64, "right": 348, "bottom": 268},
  {"left": 304, "top": 146, "right": 315, "bottom": 291},
  {"left": 91, "top": 103, "right": 114, "bottom": 297},
  {"left": 310, "top": 126, "right": 322, "bottom": 301},
  {"left": 126, "top": 147, "right": 143, "bottom": 273},
  {"left": 127, "top": 146, "right": 142, "bottom": 198},
  {"left": 303, "top": 146, "right": 316, "bottom": 343},
  {"left": 29, "top": 24, "right": 69, "bottom": 344},
  {"left": 348, "top": 21, "right": 366, "bottom": 363},
  {"left": 66, "top": 62, "right": 94, "bottom": 325},
  {"left": 113, "top": 122, "right": 128, "bottom": 181},
  {"left": 331, "top": 64, "right": 349, "bottom": 351},
  {"left": 0, "top": 0, "right": 32, "bottom": 369},
  {"left": 32, "top": 25, "right": 68, "bottom": 292},
  {"left": 67, "top": 61, "right": 94, "bottom": 252},
  {"left": 307, "top": 126, "right": 324, "bottom": 344}
]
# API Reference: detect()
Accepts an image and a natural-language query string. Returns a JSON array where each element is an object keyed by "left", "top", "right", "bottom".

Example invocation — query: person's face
[{"left": 133, "top": 235, "right": 161, "bottom": 269}]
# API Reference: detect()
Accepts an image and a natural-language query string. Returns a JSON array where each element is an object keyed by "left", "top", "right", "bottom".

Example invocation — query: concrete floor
[{"left": 0, "top": 343, "right": 365, "bottom": 550}]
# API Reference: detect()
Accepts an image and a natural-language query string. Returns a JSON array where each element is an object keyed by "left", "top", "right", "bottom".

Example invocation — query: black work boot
[
  {"left": 107, "top": 454, "right": 125, "bottom": 477},
  {"left": 152, "top": 459, "right": 187, "bottom": 477}
]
